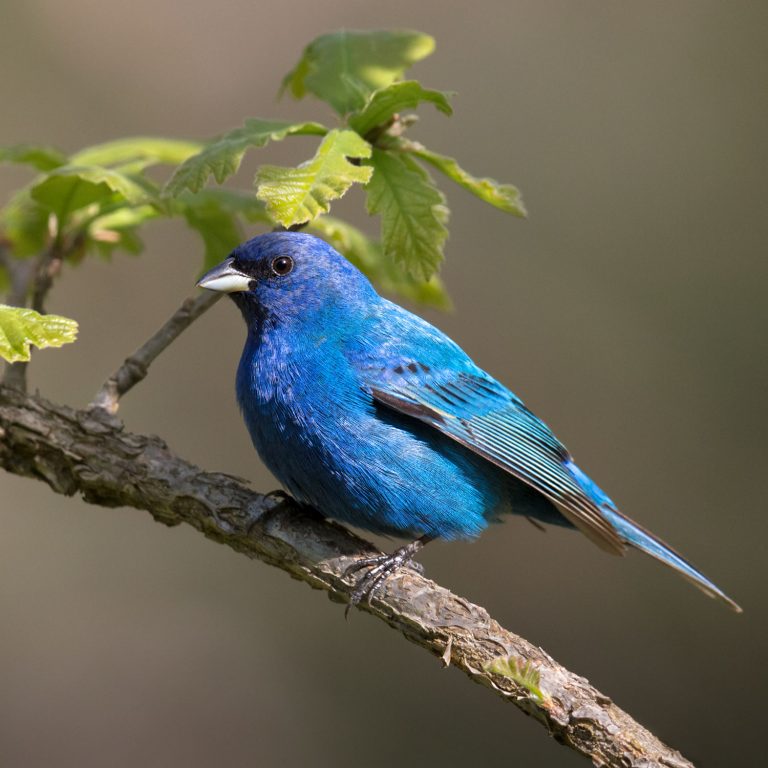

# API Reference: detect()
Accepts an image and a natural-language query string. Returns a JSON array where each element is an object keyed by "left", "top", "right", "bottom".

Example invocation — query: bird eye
[{"left": 271, "top": 256, "right": 294, "bottom": 276}]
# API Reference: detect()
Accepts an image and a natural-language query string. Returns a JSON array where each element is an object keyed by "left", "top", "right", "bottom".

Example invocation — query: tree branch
[
  {"left": 0, "top": 244, "right": 35, "bottom": 309},
  {"left": 89, "top": 291, "right": 222, "bottom": 414},
  {"left": 1, "top": 244, "right": 36, "bottom": 391},
  {"left": 2, "top": 236, "right": 67, "bottom": 392},
  {"left": 0, "top": 384, "right": 694, "bottom": 768},
  {"left": 30, "top": 239, "right": 65, "bottom": 313}
]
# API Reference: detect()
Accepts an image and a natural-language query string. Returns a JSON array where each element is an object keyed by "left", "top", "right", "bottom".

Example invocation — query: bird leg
[{"left": 344, "top": 535, "right": 433, "bottom": 615}]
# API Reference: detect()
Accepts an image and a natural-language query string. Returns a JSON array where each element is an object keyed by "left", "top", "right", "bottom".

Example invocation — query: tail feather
[
  {"left": 566, "top": 460, "right": 741, "bottom": 613},
  {"left": 600, "top": 506, "right": 742, "bottom": 613}
]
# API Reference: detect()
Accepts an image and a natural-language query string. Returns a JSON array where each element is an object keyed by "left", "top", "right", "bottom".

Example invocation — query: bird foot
[{"left": 344, "top": 537, "right": 430, "bottom": 617}]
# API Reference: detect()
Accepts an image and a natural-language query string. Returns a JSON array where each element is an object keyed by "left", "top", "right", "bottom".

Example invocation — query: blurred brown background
[{"left": 1, "top": 1, "right": 766, "bottom": 766}]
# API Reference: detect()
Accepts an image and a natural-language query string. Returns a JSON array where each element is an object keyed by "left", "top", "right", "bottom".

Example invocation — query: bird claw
[{"left": 343, "top": 538, "right": 429, "bottom": 617}]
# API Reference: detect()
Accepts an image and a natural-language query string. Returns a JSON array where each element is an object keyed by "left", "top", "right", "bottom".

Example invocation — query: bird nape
[{"left": 197, "top": 231, "right": 741, "bottom": 614}]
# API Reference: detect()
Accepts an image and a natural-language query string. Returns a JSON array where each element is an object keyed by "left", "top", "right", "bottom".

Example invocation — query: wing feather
[{"left": 366, "top": 366, "right": 625, "bottom": 554}]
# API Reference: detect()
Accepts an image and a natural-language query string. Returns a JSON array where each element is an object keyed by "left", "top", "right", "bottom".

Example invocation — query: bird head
[{"left": 197, "top": 232, "right": 376, "bottom": 327}]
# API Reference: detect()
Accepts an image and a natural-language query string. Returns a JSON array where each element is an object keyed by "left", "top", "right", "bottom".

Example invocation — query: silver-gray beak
[{"left": 196, "top": 257, "right": 252, "bottom": 293}]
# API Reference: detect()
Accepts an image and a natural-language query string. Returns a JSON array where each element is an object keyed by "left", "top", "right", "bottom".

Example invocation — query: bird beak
[{"left": 196, "top": 258, "right": 252, "bottom": 293}]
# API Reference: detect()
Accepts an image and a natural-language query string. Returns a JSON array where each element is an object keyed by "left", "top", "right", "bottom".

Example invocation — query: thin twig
[
  {"left": 0, "top": 243, "right": 35, "bottom": 308},
  {"left": 2, "top": 360, "right": 29, "bottom": 391},
  {"left": 1, "top": 244, "right": 39, "bottom": 391},
  {"left": 89, "top": 290, "right": 222, "bottom": 414},
  {"left": 0, "top": 385, "right": 695, "bottom": 768},
  {"left": 2, "top": 224, "right": 75, "bottom": 391},
  {"left": 30, "top": 239, "right": 65, "bottom": 314}
]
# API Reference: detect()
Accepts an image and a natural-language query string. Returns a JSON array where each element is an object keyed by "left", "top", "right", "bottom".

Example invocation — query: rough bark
[{"left": 0, "top": 385, "right": 693, "bottom": 768}]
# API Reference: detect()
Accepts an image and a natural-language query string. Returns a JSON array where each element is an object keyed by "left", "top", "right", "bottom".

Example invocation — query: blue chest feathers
[{"left": 235, "top": 327, "right": 510, "bottom": 539}]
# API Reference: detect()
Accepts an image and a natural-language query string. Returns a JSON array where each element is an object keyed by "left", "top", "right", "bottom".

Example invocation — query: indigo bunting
[{"left": 198, "top": 232, "right": 740, "bottom": 612}]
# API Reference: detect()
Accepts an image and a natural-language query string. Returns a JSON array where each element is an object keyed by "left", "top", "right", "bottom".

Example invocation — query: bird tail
[
  {"left": 599, "top": 506, "right": 742, "bottom": 612},
  {"left": 566, "top": 461, "right": 742, "bottom": 613}
]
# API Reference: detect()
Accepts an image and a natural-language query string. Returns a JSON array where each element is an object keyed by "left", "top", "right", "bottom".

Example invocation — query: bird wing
[{"left": 358, "top": 355, "right": 626, "bottom": 554}]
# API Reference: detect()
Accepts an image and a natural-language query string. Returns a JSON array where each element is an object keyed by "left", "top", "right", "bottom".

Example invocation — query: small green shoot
[{"left": 484, "top": 654, "right": 547, "bottom": 703}]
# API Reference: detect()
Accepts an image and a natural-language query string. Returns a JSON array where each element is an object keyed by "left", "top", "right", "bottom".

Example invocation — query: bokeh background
[{"left": 1, "top": 2, "right": 766, "bottom": 766}]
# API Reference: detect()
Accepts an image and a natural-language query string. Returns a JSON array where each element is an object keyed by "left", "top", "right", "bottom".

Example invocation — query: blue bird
[{"left": 198, "top": 232, "right": 740, "bottom": 612}]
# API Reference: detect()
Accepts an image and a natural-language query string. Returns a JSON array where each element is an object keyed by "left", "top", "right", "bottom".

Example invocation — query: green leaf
[
  {"left": 0, "top": 304, "right": 78, "bottom": 363},
  {"left": 483, "top": 655, "right": 546, "bottom": 703},
  {"left": 282, "top": 30, "right": 436, "bottom": 114},
  {"left": 364, "top": 148, "right": 448, "bottom": 280},
  {"left": 89, "top": 204, "right": 159, "bottom": 236},
  {"left": 391, "top": 269, "right": 451, "bottom": 310},
  {"left": 309, "top": 216, "right": 451, "bottom": 310},
  {"left": 71, "top": 137, "right": 203, "bottom": 169},
  {"left": 30, "top": 165, "right": 152, "bottom": 223},
  {"left": 0, "top": 144, "right": 67, "bottom": 171},
  {"left": 348, "top": 81, "right": 453, "bottom": 138},
  {"left": 86, "top": 204, "right": 160, "bottom": 259},
  {"left": 408, "top": 145, "right": 526, "bottom": 216},
  {"left": 178, "top": 188, "right": 271, "bottom": 225},
  {"left": 167, "top": 190, "right": 268, "bottom": 271},
  {"left": 255, "top": 130, "right": 372, "bottom": 228},
  {"left": 163, "top": 119, "right": 328, "bottom": 197},
  {"left": 177, "top": 191, "right": 247, "bottom": 272},
  {"left": 0, "top": 191, "right": 50, "bottom": 257}
]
